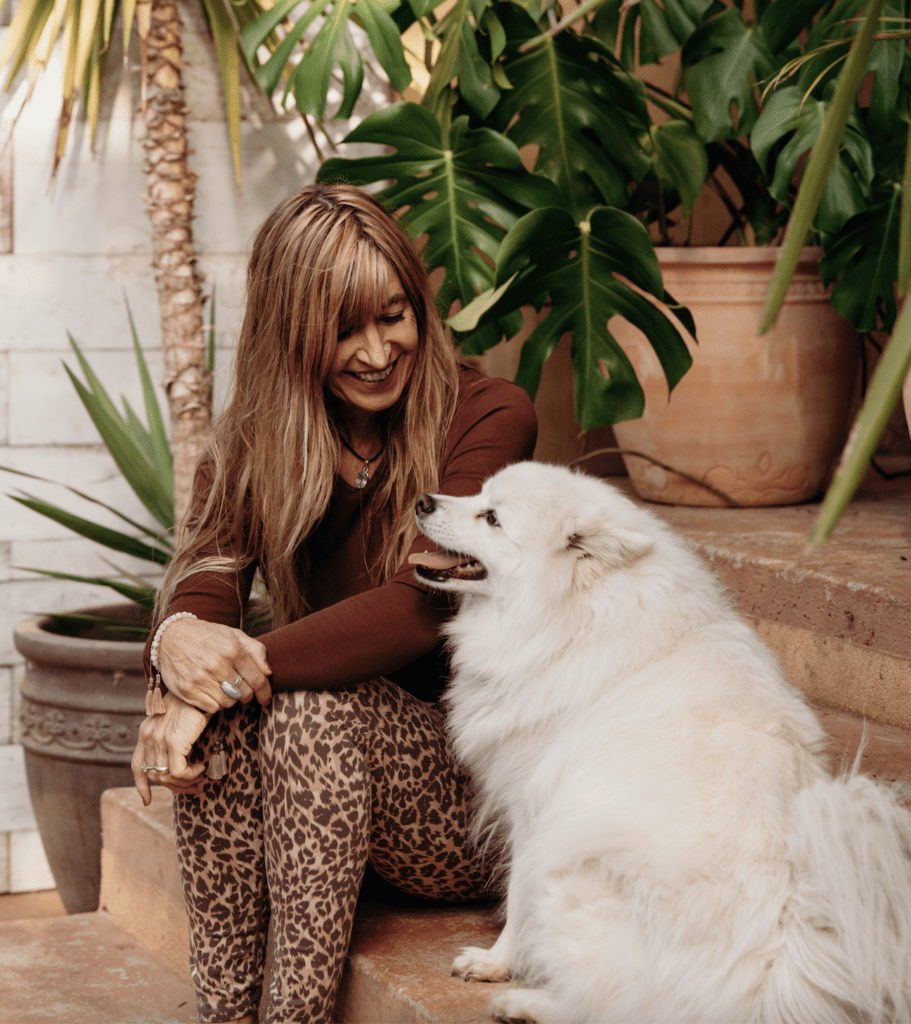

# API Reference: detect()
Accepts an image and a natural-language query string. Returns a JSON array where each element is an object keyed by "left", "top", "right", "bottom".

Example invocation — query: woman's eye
[
  {"left": 483, "top": 509, "right": 499, "bottom": 527},
  {"left": 379, "top": 312, "right": 405, "bottom": 326}
]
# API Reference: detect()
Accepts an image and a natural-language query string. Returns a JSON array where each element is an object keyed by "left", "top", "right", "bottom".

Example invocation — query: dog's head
[{"left": 410, "top": 461, "right": 657, "bottom": 597}]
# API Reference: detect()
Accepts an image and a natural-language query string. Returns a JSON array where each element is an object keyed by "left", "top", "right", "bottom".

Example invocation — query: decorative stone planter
[
  {"left": 611, "top": 247, "right": 861, "bottom": 506},
  {"left": 14, "top": 604, "right": 149, "bottom": 914}
]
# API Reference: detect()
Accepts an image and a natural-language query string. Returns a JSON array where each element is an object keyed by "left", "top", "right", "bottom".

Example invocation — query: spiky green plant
[{"left": 1, "top": 302, "right": 216, "bottom": 633}]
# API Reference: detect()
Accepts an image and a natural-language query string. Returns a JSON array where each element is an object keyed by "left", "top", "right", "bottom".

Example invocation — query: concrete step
[
  {"left": 0, "top": 909, "right": 196, "bottom": 1023},
  {"left": 645, "top": 472, "right": 911, "bottom": 730},
  {"left": 335, "top": 903, "right": 503, "bottom": 1024}
]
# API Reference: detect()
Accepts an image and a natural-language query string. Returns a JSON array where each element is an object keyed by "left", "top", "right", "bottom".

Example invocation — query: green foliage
[
  {"left": 0, "top": 0, "right": 272, "bottom": 185},
  {"left": 242, "top": 0, "right": 411, "bottom": 119},
  {"left": 450, "top": 207, "right": 693, "bottom": 428},
  {"left": 258, "top": 0, "right": 909, "bottom": 534},
  {"left": 1, "top": 309, "right": 174, "bottom": 610},
  {"left": 682, "top": 8, "right": 777, "bottom": 142},
  {"left": 488, "top": 10, "right": 653, "bottom": 216},
  {"left": 820, "top": 185, "right": 902, "bottom": 331},
  {"left": 320, "top": 102, "right": 559, "bottom": 313}
]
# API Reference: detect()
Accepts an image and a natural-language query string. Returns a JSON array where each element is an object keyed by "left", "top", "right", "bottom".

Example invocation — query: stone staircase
[{"left": 0, "top": 474, "right": 909, "bottom": 1023}]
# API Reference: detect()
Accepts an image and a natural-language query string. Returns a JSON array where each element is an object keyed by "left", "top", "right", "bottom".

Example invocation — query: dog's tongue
[{"left": 408, "top": 550, "right": 465, "bottom": 570}]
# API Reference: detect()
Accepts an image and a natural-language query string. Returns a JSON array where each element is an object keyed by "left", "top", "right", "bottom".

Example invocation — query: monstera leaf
[
  {"left": 820, "top": 186, "right": 902, "bottom": 332},
  {"left": 752, "top": 84, "right": 874, "bottom": 235},
  {"left": 491, "top": 8, "right": 652, "bottom": 216},
  {"left": 683, "top": 7, "right": 776, "bottom": 141},
  {"left": 422, "top": 0, "right": 504, "bottom": 119},
  {"left": 318, "top": 102, "right": 559, "bottom": 313},
  {"left": 647, "top": 120, "right": 709, "bottom": 216},
  {"left": 449, "top": 207, "right": 694, "bottom": 429},
  {"left": 243, "top": 0, "right": 411, "bottom": 119},
  {"left": 590, "top": 0, "right": 715, "bottom": 68},
  {"left": 759, "top": 0, "right": 831, "bottom": 54}
]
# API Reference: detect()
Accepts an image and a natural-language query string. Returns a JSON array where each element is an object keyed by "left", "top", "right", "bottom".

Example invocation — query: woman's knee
[{"left": 262, "top": 679, "right": 405, "bottom": 751}]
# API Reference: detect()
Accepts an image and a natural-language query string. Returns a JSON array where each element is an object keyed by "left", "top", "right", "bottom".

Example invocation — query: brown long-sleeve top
[{"left": 148, "top": 369, "right": 537, "bottom": 703}]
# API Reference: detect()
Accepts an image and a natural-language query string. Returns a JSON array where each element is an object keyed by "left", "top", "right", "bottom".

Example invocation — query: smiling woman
[{"left": 129, "top": 183, "right": 538, "bottom": 1024}]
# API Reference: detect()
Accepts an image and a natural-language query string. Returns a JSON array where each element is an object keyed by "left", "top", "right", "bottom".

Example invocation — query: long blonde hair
[{"left": 157, "top": 184, "right": 461, "bottom": 628}]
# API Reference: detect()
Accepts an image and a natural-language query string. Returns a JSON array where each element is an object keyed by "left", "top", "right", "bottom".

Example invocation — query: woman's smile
[{"left": 348, "top": 358, "right": 398, "bottom": 384}]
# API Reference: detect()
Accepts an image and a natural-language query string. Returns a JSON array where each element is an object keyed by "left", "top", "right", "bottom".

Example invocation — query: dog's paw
[
  {"left": 489, "top": 987, "right": 557, "bottom": 1023},
  {"left": 451, "top": 945, "right": 512, "bottom": 983}
]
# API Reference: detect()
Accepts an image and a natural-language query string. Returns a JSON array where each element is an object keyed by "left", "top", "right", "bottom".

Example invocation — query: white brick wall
[{"left": 0, "top": 3, "right": 391, "bottom": 889}]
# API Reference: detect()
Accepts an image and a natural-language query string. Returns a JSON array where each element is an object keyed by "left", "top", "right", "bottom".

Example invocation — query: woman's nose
[{"left": 356, "top": 325, "right": 388, "bottom": 366}]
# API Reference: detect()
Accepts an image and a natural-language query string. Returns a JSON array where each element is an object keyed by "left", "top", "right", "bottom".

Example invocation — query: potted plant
[
  {"left": 3, "top": 309, "right": 182, "bottom": 913},
  {"left": 241, "top": 0, "right": 908, "bottom": 521},
  {"left": 600, "top": 0, "right": 908, "bottom": 508}
]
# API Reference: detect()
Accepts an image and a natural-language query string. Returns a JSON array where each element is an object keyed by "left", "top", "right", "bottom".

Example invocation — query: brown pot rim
[
  {"left": 653, "top": 245, "right": 823, "bottom": 266},
  {"left": 14, "top": 604, "right": 148, "bottom": 670}
]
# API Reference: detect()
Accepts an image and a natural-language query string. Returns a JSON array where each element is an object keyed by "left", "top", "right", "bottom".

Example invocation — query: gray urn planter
[{"left": 14, "top": 604, "right": 149, "bottom": 913}]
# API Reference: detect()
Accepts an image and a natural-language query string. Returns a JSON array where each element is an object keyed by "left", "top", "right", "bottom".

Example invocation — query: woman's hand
[
  {"left": 157, "top": 617, "right": 272, "bottom": 714},
  {"left": 132, "top": 692, "right": 210, "bottom": 806}
]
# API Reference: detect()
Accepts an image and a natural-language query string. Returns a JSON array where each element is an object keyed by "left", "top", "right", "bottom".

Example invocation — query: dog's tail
[{"left": 765, "top": 773, "right": 911, "bottom": 1023}]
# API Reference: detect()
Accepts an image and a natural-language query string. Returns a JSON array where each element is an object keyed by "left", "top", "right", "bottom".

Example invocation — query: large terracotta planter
[
  {"left": 14, "top": 604, "right": 149, "bottom": 913},
  {"left": 611, "top": 247, "right": 861, "bottom": 506}
]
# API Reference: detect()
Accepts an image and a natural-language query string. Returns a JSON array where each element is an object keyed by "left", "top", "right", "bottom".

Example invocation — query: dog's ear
[{"left": 567, "top": 522, "right": 653, "bottom": 588}]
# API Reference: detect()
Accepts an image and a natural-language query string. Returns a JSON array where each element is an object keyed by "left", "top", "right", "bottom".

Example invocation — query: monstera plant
[
  {"left": 241, "top": 0, "right": 909, "bottom": 531},
  {"left": 244, "top": 0, "right": 699, "bottom": 431}
]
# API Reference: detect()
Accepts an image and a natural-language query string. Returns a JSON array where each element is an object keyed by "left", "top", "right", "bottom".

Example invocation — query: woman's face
[{"left": 326, "top": 268, "right": 420, "bottom": 421}]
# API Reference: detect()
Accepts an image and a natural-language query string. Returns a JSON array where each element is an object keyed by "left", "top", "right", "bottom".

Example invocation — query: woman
[{"left": 131, "top": 183, "right": 537, "bottom": 1023}]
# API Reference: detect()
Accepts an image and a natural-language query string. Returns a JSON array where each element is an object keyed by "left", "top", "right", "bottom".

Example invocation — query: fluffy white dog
[{"left": 409, "top": 461, "right": 911, "bottom": 1024}]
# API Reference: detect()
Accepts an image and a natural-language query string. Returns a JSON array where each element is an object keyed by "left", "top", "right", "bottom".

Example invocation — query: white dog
[{"left": 410, "top": 461, "right": 911, "bottom": 1024}]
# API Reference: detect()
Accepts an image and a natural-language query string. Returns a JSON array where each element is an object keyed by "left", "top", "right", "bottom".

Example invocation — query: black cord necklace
[{"left": 338, "top": 433, "right": 383, "bottom": 489}]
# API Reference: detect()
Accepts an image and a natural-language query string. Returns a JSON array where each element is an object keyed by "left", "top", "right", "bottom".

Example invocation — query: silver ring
[
  {"left": 142, "top": 764, "right": 168, "bottom": 773},
  {"left": 220, "top": 677, "right": 243, "bottom": 701}
]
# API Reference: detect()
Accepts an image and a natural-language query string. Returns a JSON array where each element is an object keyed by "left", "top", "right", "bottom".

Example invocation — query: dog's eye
[{"left": 482, "top": 509, "right": 500, "bottom": 527}]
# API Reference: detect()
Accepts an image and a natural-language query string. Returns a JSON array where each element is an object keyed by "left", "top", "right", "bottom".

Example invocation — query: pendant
[{"left": 355, "top": 468, "right": 369, "bottom": 489}]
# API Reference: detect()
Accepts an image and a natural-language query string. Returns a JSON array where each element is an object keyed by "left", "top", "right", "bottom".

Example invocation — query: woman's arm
[{"left": 142, "top": 465, "right": 269, "bottom": 713}]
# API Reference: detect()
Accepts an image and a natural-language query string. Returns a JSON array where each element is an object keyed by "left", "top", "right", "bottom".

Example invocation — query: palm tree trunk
[{"left": 140, "top": 0, "right": 211, "bottom": 525}]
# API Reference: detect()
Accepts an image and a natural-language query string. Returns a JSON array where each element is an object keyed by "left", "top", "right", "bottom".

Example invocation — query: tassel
[
  {"left": 146, "top": 674, "right": 166, "bottom": 716},
  {"left": 207, "top": 737, "right": 227, "bottom": 780}
]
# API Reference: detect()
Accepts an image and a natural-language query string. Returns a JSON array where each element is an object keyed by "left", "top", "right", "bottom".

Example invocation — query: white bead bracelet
[{"left": 149, "top": 611, "right": 198, "bottom": 669}]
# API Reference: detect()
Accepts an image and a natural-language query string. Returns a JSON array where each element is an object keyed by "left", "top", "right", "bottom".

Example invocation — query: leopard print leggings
[{"left": 173, "top": 679, "right": 490, "bottom": 1023}]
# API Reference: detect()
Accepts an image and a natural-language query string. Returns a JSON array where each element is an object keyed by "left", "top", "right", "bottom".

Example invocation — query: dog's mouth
[{"left": 408, "top": 549, "right": 488, "bottom": 583}]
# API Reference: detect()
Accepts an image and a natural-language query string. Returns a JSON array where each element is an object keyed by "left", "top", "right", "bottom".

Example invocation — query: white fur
[{"left": 415, "top": 461, "right": 911, "bottom": 1024}]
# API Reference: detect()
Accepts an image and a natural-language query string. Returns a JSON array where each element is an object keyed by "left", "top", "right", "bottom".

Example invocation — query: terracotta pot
[
  {"left": 14, "top": 604, "right": 149, "bottom": 913},
  {"left": 611, "top": 247, "right": 861, "bottom": 506}
]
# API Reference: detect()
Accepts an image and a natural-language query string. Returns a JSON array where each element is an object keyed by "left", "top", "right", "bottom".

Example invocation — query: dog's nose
[{"left": 416, "top": 493, "right": 436, "bottom": 516}]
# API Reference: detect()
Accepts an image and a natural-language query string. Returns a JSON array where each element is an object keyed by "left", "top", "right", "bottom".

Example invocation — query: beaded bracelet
[
  {"left": 146, "top": 612, "right": 197, "bottom": 716},
  {"left": 149, "top": 611, "right": 197, "bottom": 670}
]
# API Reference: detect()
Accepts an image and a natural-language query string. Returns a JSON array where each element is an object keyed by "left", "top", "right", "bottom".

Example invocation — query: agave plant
[{"left": 0, "top": 304, "right": 213, "bottom": 633}]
